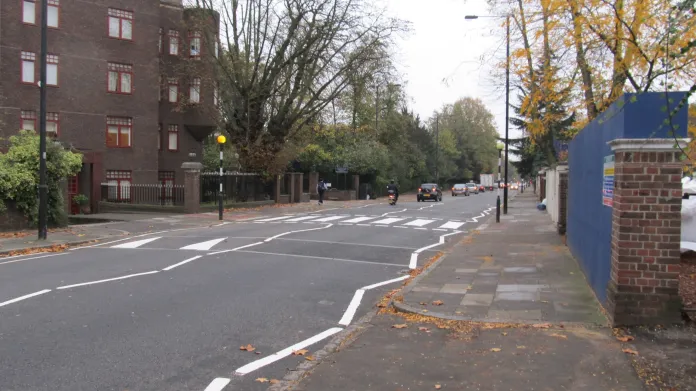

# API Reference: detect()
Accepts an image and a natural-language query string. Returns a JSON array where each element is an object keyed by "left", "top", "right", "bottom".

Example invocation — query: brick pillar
[
  {"left": 287, "top": 173, "right": 296, "bottom": 204},
  {"left": 606, "top": 138, "right": 689, "bottom": 326},
  {"left": 293, "top": 173, "right": 303, "bottom": 203},
  {"left": 274, "top": 175, "right": 281, "bottom": 203},
  {"left": 309, "top": 172, "right": 318, "bottom": 196},
  {"left": 558, "top": 165, "right": 568, "bottom": 235},
  {"left": 181, "top": 162, "right": 203, "bottom": 214}
]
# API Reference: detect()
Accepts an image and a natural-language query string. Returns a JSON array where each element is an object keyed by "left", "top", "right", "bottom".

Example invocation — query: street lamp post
[
  {"left": 496, "top": 142, "right": 504, "bottom": 223},
  {"left": 216, "top": 134, "right": 227, "bottom": 220},
  {"left": 465, "top": 13, "right": 511, "bottom": 214},
  {"left": 37, "top": 0, "right": 49, "bottom": 240}
]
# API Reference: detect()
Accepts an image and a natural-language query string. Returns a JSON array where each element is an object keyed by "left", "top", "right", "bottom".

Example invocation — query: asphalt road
[{"left": 0, "top": 191, "right": 499, "bottom": 391}]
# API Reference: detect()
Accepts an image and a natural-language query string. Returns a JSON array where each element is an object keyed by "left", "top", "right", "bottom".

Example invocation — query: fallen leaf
[
  {"left": 622, "top": 348, "right": 639, "bottom": 355},
  {"left": 376, "top": 303, "right": 387, "bottom": 308},
  {"left": 305, "top": 355, "right": 315, "bottom": 361},
  {"left": 270, "top": 379, "right": 280, "bottom": 384},
  {"left": 616, "top": 335, "right": 635, "bottom": 342},
  {"left": 501, "top": 332, "right": 508, "bottom": 336},
  {"left": 435, "top": 385, "right": 442, "bottom": 389},
  {"left": 517, "top": 345, "right": 526, "bottom": 349},
  {"left": 455, "top": 311, "right": 463, "bottom": 314},
  {"left": 240, "top": 344, "right": 255, "bottom": 352},
  {"left": 392, "top": 324, "right": 408, "bottom": 329},
  {"left": 292, "top": 349, "right": 309, "bottom": 356},
  {"left": 255, "top": 378, "right": 269, "bottom": 383},
  {"left": 418, "top": 327, "right": 430, "bottom": 332},
  {"left": 432, "top": 300, "right": 444, "bottom": 306},
  {"left": 532, "top": 323, "right": 552, "bottom": 329},
  {"left": 422, "top": 309, "right": 428, "bottom": 313},
  {"left": 490, "top": 348, "right": 502, "bottom": 352},
  {"left": 419, "top": 302, "right": 428, "bottom": 306},
  {"left": 550, "top": 333, "right": 568, "bottom": 339}
]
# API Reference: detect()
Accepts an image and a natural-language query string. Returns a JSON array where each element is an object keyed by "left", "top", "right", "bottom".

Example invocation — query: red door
[{"left": 68, "top": 176, "right": 79, "bottom": 214}]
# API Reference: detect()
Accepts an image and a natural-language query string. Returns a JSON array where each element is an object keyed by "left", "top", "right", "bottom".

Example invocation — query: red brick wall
[{"left": 607, "top": 150, "right": 684, "bottom": 325}]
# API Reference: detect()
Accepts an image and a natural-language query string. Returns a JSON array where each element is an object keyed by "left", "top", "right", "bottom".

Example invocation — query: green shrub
[{"left": 0, "top": 130, "right": 82, "bottom": 226}]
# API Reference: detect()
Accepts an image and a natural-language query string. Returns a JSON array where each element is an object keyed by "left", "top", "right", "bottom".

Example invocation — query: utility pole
[
  {"left": 435, "top": 113, "right": 439, "bottom": 184},
  {"left": 216, "top": 134, "right": 226, "bottom": 220},
  {"left": 503, "top": 14, "right": 510, "bottom": 215},
  {"left": 38, "top": 0, "right": 49, "bottom": 240},
  {"left": 496, "top": 143, "right": 503, "bottom": 223}
]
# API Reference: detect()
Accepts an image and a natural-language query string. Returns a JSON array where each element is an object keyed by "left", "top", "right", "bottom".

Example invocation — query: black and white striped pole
[
  {"left": 496, "top": 143, "right": 504, "bottom": 223},
  {"left": 216, "top": 134, "right": 226, "bottom": 220}
]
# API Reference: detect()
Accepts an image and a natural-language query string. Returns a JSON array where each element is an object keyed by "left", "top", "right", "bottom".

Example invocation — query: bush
[{"left": 0, "top": 130, "right": 82, "bottom": 226}]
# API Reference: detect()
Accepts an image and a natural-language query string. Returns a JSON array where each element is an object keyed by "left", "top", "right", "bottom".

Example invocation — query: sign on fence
[{"left": 603, "top": 155, "right": 615, "bottom": 207}]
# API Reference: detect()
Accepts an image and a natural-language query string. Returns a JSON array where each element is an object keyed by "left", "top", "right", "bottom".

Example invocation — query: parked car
[
  {"left": 466, "top": 183, "right": 479, "bottom": 194},
  {"left": 418, "top": 183, "right": 443, "bottom": 202},
  {"left": 451, "top": 184, "right": 469, "bottom": 197}
]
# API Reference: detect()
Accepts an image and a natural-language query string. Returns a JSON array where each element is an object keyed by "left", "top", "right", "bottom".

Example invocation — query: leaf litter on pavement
[{"left": 239, "top": 344, "right": 256, "bottom": 352}]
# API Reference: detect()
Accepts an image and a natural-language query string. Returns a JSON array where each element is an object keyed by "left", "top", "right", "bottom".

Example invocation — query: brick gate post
[
  {"left": 181, "top": 162, "right": 203, "bottom": 214},
  {"left": 606, "top": 138, "right": 689, "bottom": 326}
]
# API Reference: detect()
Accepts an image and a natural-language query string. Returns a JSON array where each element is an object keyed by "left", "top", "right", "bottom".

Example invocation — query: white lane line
[
  {"left": 180, "top": 238, "right": 227, "bottom": 251},
  {"left": 409, "top": 253, "right": 419, "bottom": 269},
  {"left": 233, "top": 250, "right": 404, "bottom": 268},
  {"left": 338, "top": 223, "right": 354, "bottom": 226},
  {"left": 283, "top": 216, "right": 319, "bottom": 222},
  {"left": 56, "top": 271, "right": 159, "bottom": 290},
  {"left": 75, "top": 227, "right": 206, "bottom": 249},
  {"left": 314, "top": 207, "right": 342, "bottom": 213},
  {"left": 432, "top": 228, "right": 448, "bottom": 232},
  {"left": 338, "top": 289, "right": 364, "bottom": 326},
  {"left": 207, "top": 242, "right": 265, "bottom": 256},
  {"left": 235, "top": 327, "right": 343, "bottom": 375},
  {"left": 0, "top": 289, "right": 51, "bottom": 308},
  {"left": 361, "top": 275, "right": 409, "bottom": 290},
  {"left": 162, "top": 255, "right": 203, "bottom": 271},
  {"left": 408, "top": 230, "right": 463, "bottom": 269},
  {"left": 356, "top": 224, "right": 371, "bottom": 227},
  {"left": 213, "top": 222, "right": 230, "bottom": 227},
  {"left": 0, "top": 253, "right": 64, "bottom": 266},
  {"left": 371, "top": 217, "right": 406, "bottom": 225},
  {"left": 468, "top": 213, "right": 486, "bottom": 222},
  {"left": 204, "top": 378, "right": 231, "bottom": 391},
  {"left": 310, "top": 215, "right": 347, "bottom": 222},
  {"left": 396, "top": 226, "right": 409, "bottom": 229},
  {"left": 415, "top": 242, "right": 441, "bottom": 254},
  {"left": 341, "top": 216, "right": 377, "bottom": 223},
  {"left": 263, "top": 224, "right": 333, "bottom": 242},
  {"left": 111, "top": 237, "right": 162, "bottom": 249},
  {"left": 254, "top": 216, "right": 294, "bottom": 222},
  {"left": 403, "top": 219, "right": 436, "bottom": 227},
  {"left": 273, "top": 238, "right": 429, "bottom": 251},
  {"left": 439, "top": 221, "right": 465, "bottom": 230},
  {"left": 380, "top": 208, "right": 407, "bottom": 217},
  {"left": 414, "top": 228, "right": 428, "bottom": 231}
]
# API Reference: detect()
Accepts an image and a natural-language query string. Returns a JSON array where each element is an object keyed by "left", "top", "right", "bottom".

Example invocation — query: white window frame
[
  {"left": 21, "top": 51, "right": 36, "bottom": 84},
  {"left": 47, "top": 0, "right": 59, "bottom": 28},
  {"left": 189, "top": 78, "right": 201, "bottom": 103},
  {"left": 46, "top": 54, "right": 59, "bottom": 86},
  {"left": 22, "top": 0, "right": 36, "bottom": 24}
]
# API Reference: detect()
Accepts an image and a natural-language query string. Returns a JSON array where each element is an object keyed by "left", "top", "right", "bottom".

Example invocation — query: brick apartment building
[{"left": 0, "top": 0, "right": 219, "bottom": 212}]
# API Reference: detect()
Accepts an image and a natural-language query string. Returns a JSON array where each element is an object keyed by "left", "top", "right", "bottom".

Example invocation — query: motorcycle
[{"left": 388, "top": 191, "right": 397, "bottom": 206}]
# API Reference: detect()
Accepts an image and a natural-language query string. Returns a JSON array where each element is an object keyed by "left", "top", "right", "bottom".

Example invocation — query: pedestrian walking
[{"left": 317, "top": 178, "right": 327, "bottom": 205}]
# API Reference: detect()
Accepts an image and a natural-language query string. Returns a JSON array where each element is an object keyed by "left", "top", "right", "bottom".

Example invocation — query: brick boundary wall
[
  {"left": 606, "top": 139, "right": 688, "bottom": 326},
  {"left": 558, "top": 171, "right": 568, "bottom": 235}
]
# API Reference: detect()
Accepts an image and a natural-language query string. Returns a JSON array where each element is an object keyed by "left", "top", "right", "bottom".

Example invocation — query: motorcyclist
[{"left": 386, "top": 180, "right": 399, "bottom": 202}]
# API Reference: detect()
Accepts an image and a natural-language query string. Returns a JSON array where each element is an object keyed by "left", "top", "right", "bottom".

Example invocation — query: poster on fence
[{"left": 603, "top": 155, "right": 615, "bottom": 207}]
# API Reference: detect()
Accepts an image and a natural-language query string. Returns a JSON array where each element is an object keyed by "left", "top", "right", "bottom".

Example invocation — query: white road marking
[
  {"left": 371, "top": 217, "right": 406, "bottom": 225},
  {"left": 234, "top": 250, "right": 404, "bottom": 267},
  {"left": 380, "top": 208, "right": 407, "bottom": 217},
  {"left": 283, "top": 216, "right": 319, "bottom": 222},
  {"left": 204, "top": 378, "right": 231, "bottom": 391},
  {"left": 56, "top": 271, "right": 159, "bottom": 290},
  {"left": 74, "top": 227, "right": 207, "bottom": 249},
  {"left": 432, "top": 228, "right": 448, "bottom": 232},
  {"left": 396, "top": 226, "right": 409, "bottom": 229},
  {"left": 338, "top": 289, "right": 364, "bottom": 326},
  {"left": 274, "top": 238, "right": 431, "bottom": 251},
  {"left": 408, "top": 230, "right": 463, "bottom": 269},
  {"left": 341, "top": 216, "right": 377, "bottom": 223},
  {"left": 111, "top": 237, "right": 162, "bottom": 249},
  {"left": 234, "top": 327, "right": 343, "bottom": 375},
  {"left": 414, "top": 227, "right": 428, "bottom": 230},
  {"left": 356, "top": 224, "right": 371, "bottom": 227},
  {"left": 254, "top": 216, "right": 294, "bottom": 222},
  {"left": 0, "top": 253, "right": 64, "bottom": 266},
  {"left": 468, "top": 213, "right": 486, "bottom": 222},
  {"left": 263, "top": 224, "right": 333, "bottom": 242},
  {"left": 207, "top": 242, "right": 264, "bottom": 256},
  {"left": 0, "top": 289, "right": 51, "bottom": 308},
  {"left": 404, "top": 219, "right": 436, "bottom": 227},
  {"left": 415, "top": 242, "right": 442, "bottom": 254},
  {"left": 310, "top": 215, "right": 347, "bottom": 222},
  {"left": 162, "top": 255, "right": 203, "bottom": 271},
  {"left": 439, "top": 221, "right": 465, "bottom": 230},
  {"left": 361, "top": 275, "right": 409, "bottom": 290},
  {"left": 180, "top": 238, "right": 227, "bottom": 251},
  {"left": 313, "top": 207, "right": 342, "bottom": 213},
  {"left": 409, "top": 253, "right": 419, "bottom": 269},
  {"left": 338, "top": 223, "right": 354, "bottom": 226}
]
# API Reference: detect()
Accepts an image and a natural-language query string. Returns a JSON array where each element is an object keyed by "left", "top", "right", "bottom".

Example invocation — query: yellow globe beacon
[{"left": 216, "top": 135, "right": 227, "bottom": 144}]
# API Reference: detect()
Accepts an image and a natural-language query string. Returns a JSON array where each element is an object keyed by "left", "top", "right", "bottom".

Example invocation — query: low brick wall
[
  {"left": 0, "top": 202, "right": 32, "bottom": 232},
  {"left": 98, "top": 201, "right": 185, "bottom": 214}
]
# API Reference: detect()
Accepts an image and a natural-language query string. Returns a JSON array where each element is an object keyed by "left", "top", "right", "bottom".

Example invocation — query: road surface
[{"left": 0, "top": 191, "right": 499, "bottom": 391}]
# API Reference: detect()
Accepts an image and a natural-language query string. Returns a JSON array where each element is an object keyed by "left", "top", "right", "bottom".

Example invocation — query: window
[
  {"left": 108, "top": 8, "right": 133, "bottom": 40},
  {"left": 106, "top": 116, "right": 132, "bottom": 148},
  {"left": 22, "top": 0, "right": 36, "bottom": 24},
  {"left": 168, "top": 78, "right": 178, "bottom": 103},
  {"left": 167, "top": 124, "right": 178, "bottom": 151},
  {"left": 47, "top": 112, "right": 59, "bottom": 136},
  {"left": 213, "top": 83, "right": 219, "bottom": 106},
  {"left": 20, "top": 110, "right": 36, "bottom": 131},
  {"left": 107, "top": 62, "right": 133, "bottom": 94},
  {"left": 21, "top": 51, "right": 36, "bottom": 84},
  {"left": 189, "top": 31, "right": 201, "bottom": 58},
  {"left": 189, "top": 78, "right": 201, "bottom": 103},
  {"left": 169, "top": 30, "right": 179, "bottom": 55},
  {"left": 106, "top": 170, "right": 131, "bottom": 202},
  {"left": 215, "top": 42, "right": 219, "bottom": 58},
  {"left": 47, "top": 54, "right": 59, "bottom": 86},
  {"left": 47, "top": 0, "right": 59, "bottom": 28},
  {"left": 159, "top": 28, "right": 163, "bottom": 53}
]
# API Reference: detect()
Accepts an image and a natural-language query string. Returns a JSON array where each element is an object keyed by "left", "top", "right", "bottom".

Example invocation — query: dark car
[{"left": 417, "top": 183, "right": 442, "bottom": 202}]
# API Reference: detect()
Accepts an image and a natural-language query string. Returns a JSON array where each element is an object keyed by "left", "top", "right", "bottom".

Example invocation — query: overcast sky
[{"left": 383, "top": 0, "right": 521, "bottom": 140}]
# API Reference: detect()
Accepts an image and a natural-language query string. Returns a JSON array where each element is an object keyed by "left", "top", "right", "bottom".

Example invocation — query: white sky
[{"left": 383, "top": 0, "right": 522, "bottom": 140}]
